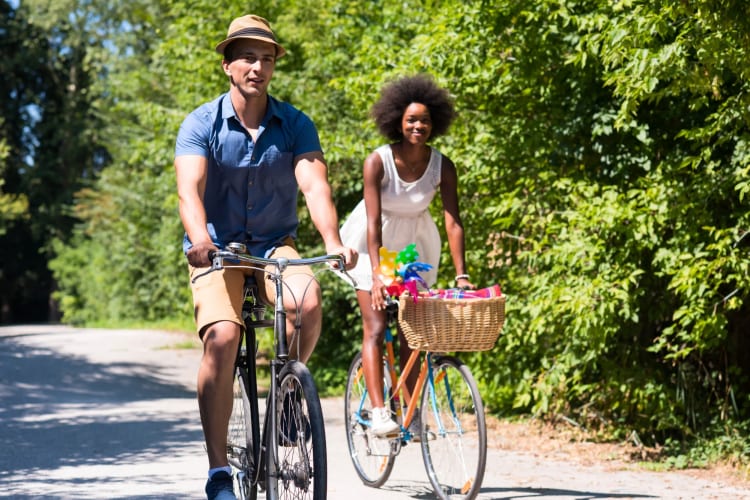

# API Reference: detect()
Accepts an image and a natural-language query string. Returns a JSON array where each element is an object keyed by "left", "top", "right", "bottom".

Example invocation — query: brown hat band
[{"left": 226, "top": 26, "right": 277, "bottom": 44}]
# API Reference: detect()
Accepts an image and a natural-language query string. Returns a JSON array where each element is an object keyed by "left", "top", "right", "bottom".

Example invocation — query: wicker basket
[{"left": 398, "top": 294, "right": 506, "bottom": 352}]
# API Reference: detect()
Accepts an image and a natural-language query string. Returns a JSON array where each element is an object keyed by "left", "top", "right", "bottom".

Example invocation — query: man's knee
[{"left": 202, "top": 321, "right": 241, "bottom": 357}]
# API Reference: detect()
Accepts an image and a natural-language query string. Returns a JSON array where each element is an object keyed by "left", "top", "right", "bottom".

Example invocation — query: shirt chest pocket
[
  {"left": 213, "top": 130, "right": 253, "bottom": 170},
  {"left": 257, "top": 149, "right": 296, "bottom": 189}
]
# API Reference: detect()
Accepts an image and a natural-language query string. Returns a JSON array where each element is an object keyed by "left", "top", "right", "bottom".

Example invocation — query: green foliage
[
  {"left": 308, "top": 272, "right": 363, "bottom": 396},
  {"left": 49, "top": 166, "right": 190, "bottom": 325},
  {"left": 471, "top": 0, "right": 750, "bottom": 443},
  {"left": 659, "top": 419, "right": 750, "bottom": 471},
  {"left": 0, "top": 130, "right": 28, "bottom": 236},
  {"left": 0, "top": 0, "right": 112, "bottom": 321},
  {"left": 15, "top": 0, "right": 748, "bottom": 455}
]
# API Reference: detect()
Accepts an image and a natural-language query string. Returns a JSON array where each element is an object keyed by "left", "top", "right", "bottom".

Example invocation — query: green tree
[
  {"left": 0, "top": 5, "right": 28, "bottom": 235},
  {"left": 443, "top": 0, "right": 750, "bottom": 440},
  {"left": 46, "top": 0, "right": 192, "bottom": 325},
  {"left": 0, "top": 0, "right": 109, "bottom": 321},
  {"left": 46, "top": 0, "right": 750, "bottom": 452},
  {"left": 0, "top": 137, "right": 28, "bottom": 238}
]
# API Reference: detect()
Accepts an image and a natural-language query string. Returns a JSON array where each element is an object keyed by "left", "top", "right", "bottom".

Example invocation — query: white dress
[{"left": 340, "top": 144, "right": 442, "bottom": 290}]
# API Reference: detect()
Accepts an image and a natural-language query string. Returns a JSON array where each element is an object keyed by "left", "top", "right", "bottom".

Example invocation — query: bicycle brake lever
[
  {"left": 332, "top": 255, "right": 358, "bottom": 288},
  {"left": 190, "top": 251, "right": 224, "bottom": 283}
]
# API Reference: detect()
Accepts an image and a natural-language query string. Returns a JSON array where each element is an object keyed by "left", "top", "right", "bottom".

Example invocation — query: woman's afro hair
[{"left": 370, "top": 74, "right": 456, "bottom": 142}]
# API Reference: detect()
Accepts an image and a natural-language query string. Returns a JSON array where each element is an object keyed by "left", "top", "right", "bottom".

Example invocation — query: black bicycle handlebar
[
  {"left": 196, "top": 247, "right": 357, "bottom": 287},
  {"left": 210, "top": 249, "right": 348, "bottom": 268}
]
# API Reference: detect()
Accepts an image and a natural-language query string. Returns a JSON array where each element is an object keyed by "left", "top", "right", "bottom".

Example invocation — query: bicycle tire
[
  {"left": 265, "top": 360, "right": 326, "bottom": 500},
  {"left": 420, "top": 355, "right": 487, "bottom": 500},
  {"left": 228, "top": 364, "right": 259, "bottom": 500},
  {"left": 344, "top": 352, "right": 396, "bottom": 487}
]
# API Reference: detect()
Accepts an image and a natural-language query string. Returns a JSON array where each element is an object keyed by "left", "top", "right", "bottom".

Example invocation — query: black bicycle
[{"left": 194, "top": 242, "right": 354, "bottom": 500}]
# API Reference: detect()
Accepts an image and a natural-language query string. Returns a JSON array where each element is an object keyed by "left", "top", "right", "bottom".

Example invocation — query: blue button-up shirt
[{"left": 175, "top": 93, "right": 322, "bottom": 257}]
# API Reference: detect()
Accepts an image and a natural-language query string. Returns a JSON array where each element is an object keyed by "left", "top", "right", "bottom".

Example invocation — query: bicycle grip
[{"left": 207, "top": 249, "right": 217, "bottom": 261}]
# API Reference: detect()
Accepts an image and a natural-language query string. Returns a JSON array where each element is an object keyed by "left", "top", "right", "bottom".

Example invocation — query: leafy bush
[{"left": 37, "top": 0, "right": 750, "bottom": 451}]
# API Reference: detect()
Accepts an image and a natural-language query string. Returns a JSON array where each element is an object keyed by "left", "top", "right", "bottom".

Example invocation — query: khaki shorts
[{"left": 188, "top": 239, "right": 314, "bottom": 337}]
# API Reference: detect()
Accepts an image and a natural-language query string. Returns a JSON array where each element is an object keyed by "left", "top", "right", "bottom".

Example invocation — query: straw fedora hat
[{"left": 215, "top": 15, "right": 286, "bottom": 58}]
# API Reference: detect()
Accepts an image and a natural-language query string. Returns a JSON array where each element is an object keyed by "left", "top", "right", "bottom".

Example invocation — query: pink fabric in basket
[
  {"left": 429, "top": 283, "right": 503, "bottom": 299},
  {"left": 390, "top": 282, "right": 503, "bottom": 302}
]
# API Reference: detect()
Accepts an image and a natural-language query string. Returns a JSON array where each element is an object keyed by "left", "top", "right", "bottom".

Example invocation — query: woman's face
[{"left": 400, "top": 102, "right": 432, "bottom": 145}]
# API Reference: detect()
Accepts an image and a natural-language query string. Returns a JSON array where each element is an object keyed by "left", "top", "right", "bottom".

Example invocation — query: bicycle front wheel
[
  {"left": 228, "top": 365, "right": 260, "bottom": 500},
  {"left": 343, "top": 352, "right": 396, "bottom": 487},
  {"left": 265, "top": 360, "right": 326, "bottom": 500},
  {"left": 420, "top": 355, "right": 487, "bottom": 500}
]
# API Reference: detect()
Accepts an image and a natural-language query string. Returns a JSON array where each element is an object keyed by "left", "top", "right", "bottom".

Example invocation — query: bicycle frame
[
  {"left": 236, "top": 278, "right": 271, "bottom": 488},
  {"left": 197, "top": 251, "right": 293, "bottom": 486},
  {"left": 386, "top": 336, "right": 426, "bottom": 434}
]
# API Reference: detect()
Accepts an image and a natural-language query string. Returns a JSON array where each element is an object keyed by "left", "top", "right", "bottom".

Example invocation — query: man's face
[{"left": 222, "top": 38, "right": 276, "bottom": 99}]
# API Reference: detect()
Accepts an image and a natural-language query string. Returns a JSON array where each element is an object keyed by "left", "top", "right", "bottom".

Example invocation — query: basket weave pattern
[{"left": 398, "top": 295, "right": 506, "bottom": 352}]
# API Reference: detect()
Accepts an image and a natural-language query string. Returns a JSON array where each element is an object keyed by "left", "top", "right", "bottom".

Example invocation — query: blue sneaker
[
  {"left": 279, "top": 389, "right": 311, "bottom": 446},
  {"left": 205, "top": 470, "right": 236, "bottom": 500}
]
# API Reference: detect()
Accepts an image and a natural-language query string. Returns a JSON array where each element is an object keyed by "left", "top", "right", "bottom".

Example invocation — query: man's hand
[
  {"left": 328, "top": 246, "right": 358, "bottom": 270},
  {"left": 186, "top": 241, "right": 218, "bottom": 268}
]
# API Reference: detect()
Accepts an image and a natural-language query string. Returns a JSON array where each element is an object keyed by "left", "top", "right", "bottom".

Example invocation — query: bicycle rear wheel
[
  {"left": 420, "top": 355, "right": 487, "bottom": 500},
  {"left": 344, "top": 352, "right": 396, "bottom": 487},
  {"left": 228, "top": 362, "right": 260, "bottom": 500},
  {"left": 265, "top": 360, "right": 326, "bottom": 500}
]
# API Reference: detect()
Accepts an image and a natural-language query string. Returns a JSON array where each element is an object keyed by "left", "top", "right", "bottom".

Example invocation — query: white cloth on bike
[{"left": 340, "top": 144, "right": 442, "bottom": 291}]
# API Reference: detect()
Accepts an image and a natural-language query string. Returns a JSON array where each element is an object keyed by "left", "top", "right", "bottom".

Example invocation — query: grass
[
  {"left": 159, "top": 338, "right": 201, "bottom": 350},
  {"left": 84, "top": 316, "right": 195, "bottom": 334}
]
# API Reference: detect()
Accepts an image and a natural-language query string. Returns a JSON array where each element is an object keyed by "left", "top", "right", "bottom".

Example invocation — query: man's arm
[
  {"left": 175, "top": 154, "right": 217, "bottom": 267},
  {"left": 295, "top": 151, "right": 357, "bottom": 268}
]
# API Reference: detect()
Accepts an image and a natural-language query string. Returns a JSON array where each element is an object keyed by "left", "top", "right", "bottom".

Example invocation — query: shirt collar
[{"left": 220, "top": 93, "right": 282, "bottom": 125}]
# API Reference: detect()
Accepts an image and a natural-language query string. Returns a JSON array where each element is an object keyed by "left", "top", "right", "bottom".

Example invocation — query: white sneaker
[{"left": 370, "top": 406, "right": 400, "bottom": 437}]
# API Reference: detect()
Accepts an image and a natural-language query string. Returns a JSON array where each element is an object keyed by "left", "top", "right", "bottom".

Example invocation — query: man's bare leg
[{"left": 197, "top": 320, "right": 242, "bottom": 468}]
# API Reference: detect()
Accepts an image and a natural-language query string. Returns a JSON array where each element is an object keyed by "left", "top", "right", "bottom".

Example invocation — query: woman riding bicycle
[{"left": 340, "top": 74, "right": 475, "bottom": 437}]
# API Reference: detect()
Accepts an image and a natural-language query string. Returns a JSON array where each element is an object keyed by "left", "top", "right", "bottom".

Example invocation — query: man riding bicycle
[{"left": 174, "top": 14, "right": 356, "bottom": 500}]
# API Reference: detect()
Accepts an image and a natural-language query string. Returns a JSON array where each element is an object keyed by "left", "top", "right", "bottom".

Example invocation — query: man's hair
[{"left": 223, "top": 39, "right": 280, "bottom": 62}]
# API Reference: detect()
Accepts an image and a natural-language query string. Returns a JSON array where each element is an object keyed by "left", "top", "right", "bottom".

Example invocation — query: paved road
[{"left": 1, "top": 325, "right": 748, "bottom": 499}]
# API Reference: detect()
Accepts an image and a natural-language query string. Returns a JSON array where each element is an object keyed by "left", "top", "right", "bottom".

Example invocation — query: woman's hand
[
  {"left": 370, "top": 276, "right": 390, "bottom": 310},
  {"left": 456, "top": 276, "right": 476, "bottom": 290}
]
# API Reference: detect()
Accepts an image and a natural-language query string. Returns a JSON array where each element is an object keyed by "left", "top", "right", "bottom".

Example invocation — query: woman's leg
[{"left": 357, "top": 290, "right": 387, "bottom": 408}]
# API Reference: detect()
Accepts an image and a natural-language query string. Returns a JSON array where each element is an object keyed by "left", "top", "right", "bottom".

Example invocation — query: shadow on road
[
  {"left": 0, "top": 330, "right": 203, "bottom": 495},
  {"left": 478, "top": 487, "right": 655, "bottom": 499},
  {"left": 373, "top": 480, "right": 656, "bottom": 499}
]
